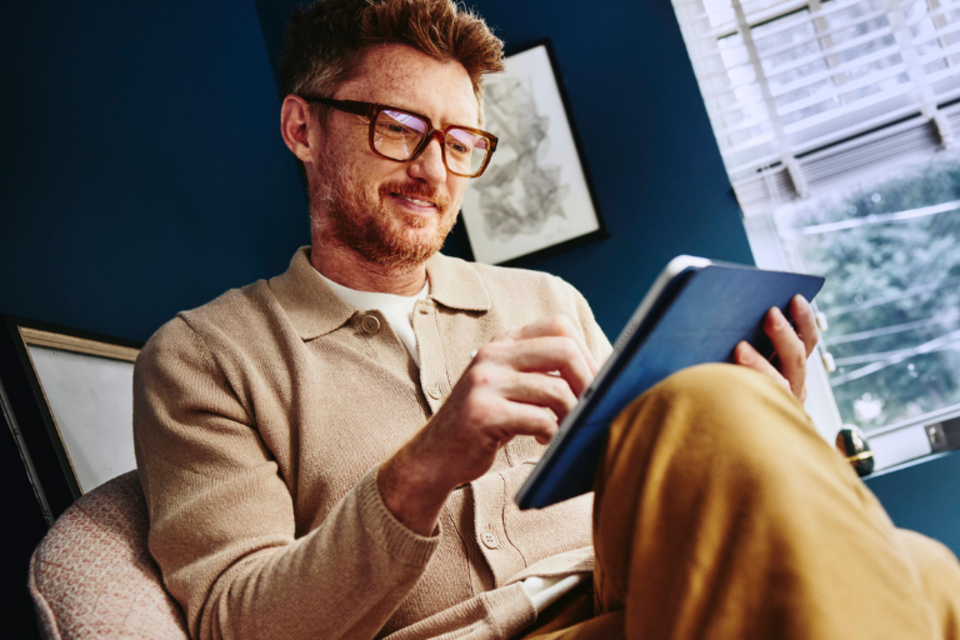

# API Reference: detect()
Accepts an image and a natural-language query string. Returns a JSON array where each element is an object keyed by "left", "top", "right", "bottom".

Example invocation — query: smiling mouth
[
  {"left": 381, "top": 180, "right": 450, "bottom": 212},
  {"left": 394, "top": 193, "right": 437, "bottom": 208}
]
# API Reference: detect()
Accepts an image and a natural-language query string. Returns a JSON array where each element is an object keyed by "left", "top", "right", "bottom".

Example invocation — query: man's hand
[
  {"left": 733, "top": 294, "right": 819, "bottom": 403},
  {"left": 378, "top": 316, "right": 599, "bottom": 535}
]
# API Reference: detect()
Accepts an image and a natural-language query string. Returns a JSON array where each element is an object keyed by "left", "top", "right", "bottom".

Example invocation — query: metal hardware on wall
[{"left": 927, "top": 417, "right": 960, "bottom": 454}]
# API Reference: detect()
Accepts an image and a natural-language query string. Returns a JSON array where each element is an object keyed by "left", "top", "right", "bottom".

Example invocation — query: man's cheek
[{"left": 450, "top": 186, "right": 467, "bottom": 214}]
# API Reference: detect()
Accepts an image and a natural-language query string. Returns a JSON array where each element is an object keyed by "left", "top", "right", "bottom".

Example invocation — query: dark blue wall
[
  {"left": 864, "top": 450, "right": 960, "bottom": 556},
  {"left": 1, "top": 0, "right": 309, "bottom": 345}
]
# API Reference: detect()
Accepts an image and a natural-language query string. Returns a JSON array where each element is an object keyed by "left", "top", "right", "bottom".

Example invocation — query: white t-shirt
[{"left": 315, "top": 271, "right": 428, "bottom": 366}]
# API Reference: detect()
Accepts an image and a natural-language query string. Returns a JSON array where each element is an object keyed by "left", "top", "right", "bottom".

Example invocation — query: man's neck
[{"left": 310, "top": 241, "right": 428, "bottom": 296}]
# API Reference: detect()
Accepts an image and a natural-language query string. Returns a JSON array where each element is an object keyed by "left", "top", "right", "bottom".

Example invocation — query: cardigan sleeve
[
  {"left": 133, "top": 316, "right": 440, "bottom": 640},
  {"left": 568, "top": 280, "right": 613, "bottom": 366}
]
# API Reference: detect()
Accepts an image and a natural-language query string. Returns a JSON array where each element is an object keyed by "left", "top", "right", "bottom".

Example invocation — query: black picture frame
[
  {"left": 0, "top": 315, "right": 142, "bottom": 524},
  {"left": 459, "top": 38, "right": 608, "bottom": 266}
]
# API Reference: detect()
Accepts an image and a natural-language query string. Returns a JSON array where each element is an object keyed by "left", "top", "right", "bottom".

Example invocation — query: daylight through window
[{"left": 672, "top": 0, "right": 960, "bottom": 469}]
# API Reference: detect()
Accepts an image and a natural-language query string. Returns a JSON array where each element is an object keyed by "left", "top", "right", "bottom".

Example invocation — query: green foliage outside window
[{"left": 779, "top": 152, "right": 960, "bottom": 430}]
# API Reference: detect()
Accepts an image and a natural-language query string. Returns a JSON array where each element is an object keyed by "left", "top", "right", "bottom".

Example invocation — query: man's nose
[{"left": 407, "top": 133, "right": 448, "bottom": 185}]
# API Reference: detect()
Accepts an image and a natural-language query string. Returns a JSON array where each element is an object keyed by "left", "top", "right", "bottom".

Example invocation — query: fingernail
[
  {"left": 772, "top": 307, "right": 786, "bottom": 328},
  {"left": 736, "top": 342, "right": 751, "bottom": 363}
]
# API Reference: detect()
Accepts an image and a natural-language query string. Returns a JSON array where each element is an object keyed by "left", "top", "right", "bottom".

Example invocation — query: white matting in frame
[
  {"left": 460, "top": 40, "right": 604, "bottom": 265},
  {"left": 25, "top": 338, "right": 138, "bottom": 494}
]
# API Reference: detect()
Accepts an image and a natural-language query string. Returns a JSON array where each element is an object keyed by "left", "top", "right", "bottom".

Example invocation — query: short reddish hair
[{"left": 279, "top": 0, "right": 505, "bottom": 106}]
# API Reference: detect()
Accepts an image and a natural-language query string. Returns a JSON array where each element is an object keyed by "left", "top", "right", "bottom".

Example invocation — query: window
[{"left": 672, "top": 0, "right": 960, "bottom": 469}]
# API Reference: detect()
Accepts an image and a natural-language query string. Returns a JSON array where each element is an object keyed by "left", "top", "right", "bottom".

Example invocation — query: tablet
[{"left": 515, "top": 256, "right": 825, "bottom": 510}]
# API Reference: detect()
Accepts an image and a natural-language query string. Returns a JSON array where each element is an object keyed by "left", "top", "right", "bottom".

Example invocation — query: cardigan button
[
  {"left": 480, "top": 530, "right": 500, "bottom": 549},
  {"left": 426, "top": 385, "right": 441, "bottom": 400},
  {"left": 360, "top": 315, "right": 380, "bottom": 334}
]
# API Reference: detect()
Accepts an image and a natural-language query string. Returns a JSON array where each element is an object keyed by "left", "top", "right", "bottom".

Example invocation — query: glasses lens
[
  {"left": 445, "top": 128, "right": 491, "bottom": 177},
  {"left": 373, "top": 109, "right": 427, "bottom": 161},
  {"left": 372, "top": 108, "right": 492, "bottom": 177}
]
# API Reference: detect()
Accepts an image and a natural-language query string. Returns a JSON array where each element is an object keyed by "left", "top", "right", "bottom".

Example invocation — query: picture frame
[
  {"left": 460, "top": 38, "right": 607, "bottom": 266},
  {"left": 0, "top": 315, "right": 142, "bottom": 524}
]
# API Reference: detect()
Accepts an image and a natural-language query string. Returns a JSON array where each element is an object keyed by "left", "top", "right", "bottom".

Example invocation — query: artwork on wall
[
  {"left": 0, "top": 315, "right": 142, "bottom": 524},
  {"left": 460, "top": 38, "right": 607, "bottom": 266}
]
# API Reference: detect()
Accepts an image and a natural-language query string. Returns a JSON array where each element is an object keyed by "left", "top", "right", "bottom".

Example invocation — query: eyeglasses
[{"left": 301, "top": 95, "right": 498, "bottom": 178}]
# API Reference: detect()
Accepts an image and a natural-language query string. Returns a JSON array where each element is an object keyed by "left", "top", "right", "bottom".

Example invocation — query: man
[{"left": 133, "top": 1, "right": 960, "bottom": 639}]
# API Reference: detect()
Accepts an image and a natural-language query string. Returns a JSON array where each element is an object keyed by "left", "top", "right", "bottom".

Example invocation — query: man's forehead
[{"left": 340, "top": 43, "right": 480, "bottom": 125}]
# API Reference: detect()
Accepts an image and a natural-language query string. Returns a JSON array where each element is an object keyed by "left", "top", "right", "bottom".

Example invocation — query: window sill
[{"left": 864, "top": 447, "right": 960, "bottom": 481}]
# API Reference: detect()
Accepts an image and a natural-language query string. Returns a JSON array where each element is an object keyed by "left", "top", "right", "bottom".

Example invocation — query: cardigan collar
[{"left": 268, "top": 246, "right": 491, "bottom": 341}]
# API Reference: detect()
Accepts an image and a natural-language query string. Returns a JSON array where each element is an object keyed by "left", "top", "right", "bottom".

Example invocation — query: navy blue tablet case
[{"left": 515, "top": 262, "right": 824, "bottom": 510}]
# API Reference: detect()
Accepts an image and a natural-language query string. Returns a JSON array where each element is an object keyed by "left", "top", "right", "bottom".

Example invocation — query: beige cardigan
[{"left": 133, "top": 248, "right": 612, "bottom": 640}]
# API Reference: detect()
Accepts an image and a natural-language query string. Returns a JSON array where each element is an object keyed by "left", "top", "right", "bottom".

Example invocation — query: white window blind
[{"left": 673, "top": 0, "right": 960, "bottom": 215}]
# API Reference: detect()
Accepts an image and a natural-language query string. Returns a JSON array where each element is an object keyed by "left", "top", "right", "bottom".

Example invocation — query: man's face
[{"left": 307, "top": 44, "right": 480, "bottom": 268}]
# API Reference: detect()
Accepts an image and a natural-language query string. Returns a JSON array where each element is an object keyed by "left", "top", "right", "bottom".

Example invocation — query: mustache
[{"left": 380, "top": 181, "right": 451, "bottom": 210}]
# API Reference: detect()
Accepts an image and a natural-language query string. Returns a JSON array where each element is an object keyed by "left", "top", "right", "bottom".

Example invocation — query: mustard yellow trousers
[{"left": 520, "top": 364, "right": 960, "bottom": 640}]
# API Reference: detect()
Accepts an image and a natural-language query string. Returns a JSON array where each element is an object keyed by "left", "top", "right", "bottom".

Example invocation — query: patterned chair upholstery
[{"left": 28, "top": 470, "right": 189, "bottom": 639}]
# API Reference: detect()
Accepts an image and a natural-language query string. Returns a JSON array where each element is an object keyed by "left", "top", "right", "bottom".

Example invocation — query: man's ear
[{"left": 281, "top": 95, "right": 318, "bottom": 164}]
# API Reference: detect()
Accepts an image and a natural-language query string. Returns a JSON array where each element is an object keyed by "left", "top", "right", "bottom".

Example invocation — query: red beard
[{"left": 313, "top": 165, "right": 458, "bottom": 268}]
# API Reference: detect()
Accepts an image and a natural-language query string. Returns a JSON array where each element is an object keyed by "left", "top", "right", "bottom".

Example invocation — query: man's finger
[
  {"left": 500, "top": 370, "right": 580, "bottom": 423},
  {"left": 496, "top": 336, "right": 594, "bottom": 397},
  {"left": 471, "top": 339, "right": 593, "bottom": 402},
  {"left": 789, "top": 295, "right": 819, "bottom": 357},
  {"left": 498, "top": 316, "right": 599, "bottom": 375},
  {"left": 733, "top": 341, "right": 791, "bottom": 395},
  {"left": 505, "top": 403, "right": 561, "bottom": 445},
  {"left": 763, "top": 306, "right": 808, "bottom": 401},
  {"left": 478, "top": 397, "right": 561, "bottom": 446}
]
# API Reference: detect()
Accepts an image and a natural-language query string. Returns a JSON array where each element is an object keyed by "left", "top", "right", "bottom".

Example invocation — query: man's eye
[
  {"left": 378, "top": 120, "right": 412, "bottom": 136},
  {"left": 448, "top": 141, "right": 470, "bottom": 154}
]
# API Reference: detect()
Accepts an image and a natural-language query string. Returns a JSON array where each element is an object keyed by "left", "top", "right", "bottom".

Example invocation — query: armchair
[{"left": 28, "top": 471, "right": 189, "bottom": 639}]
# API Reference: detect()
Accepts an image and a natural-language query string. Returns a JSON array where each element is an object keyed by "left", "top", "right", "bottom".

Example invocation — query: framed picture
[
  {"left": 0, "top": 315, "right": 142, "bottom": 524},
  {"left": 460, "top": 38, "right": 607, "bottom": 266}
]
